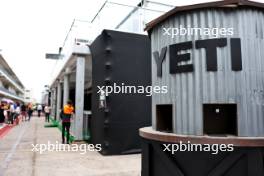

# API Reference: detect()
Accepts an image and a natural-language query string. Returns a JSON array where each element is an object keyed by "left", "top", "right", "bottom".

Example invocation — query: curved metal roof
[{"left": 145, "top": 0, "right": 264, "bottom": 32}]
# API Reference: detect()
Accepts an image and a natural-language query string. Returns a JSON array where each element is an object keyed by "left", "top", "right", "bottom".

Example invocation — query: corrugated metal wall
[{"left": 151, "top": 8, "right": 264, "bottom": 137}]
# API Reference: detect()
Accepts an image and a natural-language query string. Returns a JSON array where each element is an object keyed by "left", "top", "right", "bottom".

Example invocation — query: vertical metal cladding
[{"left": 151, "top": 8, "right": 264, "bottom": 137}]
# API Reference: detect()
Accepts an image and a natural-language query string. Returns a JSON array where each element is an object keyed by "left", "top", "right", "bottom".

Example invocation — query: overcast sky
[
  {"left": 0, "top": 0, "right": 262, "bottom": 102},
  {"left": 0, "top": 0, "right": 106, "bottom": 102}
]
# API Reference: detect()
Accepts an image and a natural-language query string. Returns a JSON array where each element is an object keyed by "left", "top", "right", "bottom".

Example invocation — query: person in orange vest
[{"left": 60, "top": 100, "right": 74, "bottom": 144}]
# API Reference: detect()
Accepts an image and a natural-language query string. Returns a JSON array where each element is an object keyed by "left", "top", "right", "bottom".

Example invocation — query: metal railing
[{"left": 0, "top": 86, "right": 24, "bottom": 101}]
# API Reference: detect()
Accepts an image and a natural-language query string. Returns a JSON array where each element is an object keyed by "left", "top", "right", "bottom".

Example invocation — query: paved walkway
[{"left": 0, "top": 116, "right": 141, "bottom": 176}]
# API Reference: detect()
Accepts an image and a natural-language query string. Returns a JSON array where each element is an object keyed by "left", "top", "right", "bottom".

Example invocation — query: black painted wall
[{"left": 90, "top": 30, "right": 151, "bottom": 155}]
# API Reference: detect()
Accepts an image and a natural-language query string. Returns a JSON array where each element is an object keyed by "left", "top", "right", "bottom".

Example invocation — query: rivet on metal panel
[
  {"left": 105, "top": 62, "right": 111, "bottom": 69},
  {"left": 104, "top": 119, "right": 109, "bottom": 125},
  {"left": 104, "top": 77, "right": 111, "bottom": 83},
  {"left": 105, "top": 46, "right": 112, "bottom": 53}
]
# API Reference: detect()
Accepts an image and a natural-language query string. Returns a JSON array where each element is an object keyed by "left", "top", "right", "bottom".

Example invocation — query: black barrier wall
[
  {"left": 141, "top": 139, "right": 264, "bottom": 176},
  {"left": 90, "top": 30, "right": 151, "bottom": 155}
]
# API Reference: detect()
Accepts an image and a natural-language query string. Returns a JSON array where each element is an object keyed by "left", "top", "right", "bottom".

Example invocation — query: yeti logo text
[{"left": 154, "top": 38, "right": 242, "bottom": 77}]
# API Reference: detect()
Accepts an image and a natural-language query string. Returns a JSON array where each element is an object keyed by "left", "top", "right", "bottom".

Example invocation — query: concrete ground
[{"left": 0, "top": 116, "right": 141, "bottom": 176}]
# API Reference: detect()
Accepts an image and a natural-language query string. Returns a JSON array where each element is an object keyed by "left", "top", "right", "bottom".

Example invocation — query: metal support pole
[
  {"left": 56, "top": 82, "right": 62, "bottom": 121},
  {"left": 75, "top": 56, "right": 85, "bottom": 140},
  {"left": 51, "top": 88, "right": 56, "bottom": 118},
  {"left": 63, "top": 67, "right": 70, "bottom": 106}
]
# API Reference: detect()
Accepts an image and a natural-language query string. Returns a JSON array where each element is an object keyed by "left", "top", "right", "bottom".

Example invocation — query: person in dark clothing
[
  {"left": 21, "top": 103, "right": 27, "bottom": 121},
  {"left": 60, "top": 100, "right": 74, "bottom": 144},
  {"left": 27, "top": 103, "right": 33, "bottom": 121},
  {"left": 0, "top": 103, "right": 5, "bottom": 125}
]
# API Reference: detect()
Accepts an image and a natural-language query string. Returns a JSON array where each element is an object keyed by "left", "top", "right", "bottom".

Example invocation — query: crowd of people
[
  {"left": 0, "top": 101, "right": 51, "bottom": 127},
  {"left": 0, "top": 99, "right": 73, "bottom": 144}
]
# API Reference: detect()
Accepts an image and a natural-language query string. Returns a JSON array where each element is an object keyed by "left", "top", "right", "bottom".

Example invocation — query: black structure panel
[
  {"left": 141, "top": 139, "right": 264, "bottom": 176},
  {"left": 90, "top": 30, "right": 151, "bottom": 155},
  {"left": 84, "top": 93, "right": 92, "bottom": 111}
]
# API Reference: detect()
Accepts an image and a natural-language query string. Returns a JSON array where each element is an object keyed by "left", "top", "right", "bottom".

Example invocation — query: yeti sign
[{"left": 153, "top": 38, "right": 242, "bottom": 77}]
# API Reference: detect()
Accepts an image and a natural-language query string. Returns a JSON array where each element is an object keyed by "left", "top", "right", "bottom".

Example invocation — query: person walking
[
  {"left": 14, "top": 103, "right": 21, "bottom": 125},
  {"left": 3, "top": 102, "right": 9, "bottom": 124},
  {"left": 27, "top": 103, "right": 33, "bottom": 121},
  {"left": 0, "top": 102, "right": 5, "bottom": 127},
  {"left": 44, "top": 104, "right": 51, "bottom": 123},
  {"left": 9, "top": 103, "right": 15, "bottom": 125},
  {"left": 60, "top": 100, "right": 74, "bottom": 144},
  {"left": 21, "top": 103, "right": 27, "bottom": 121},
  {"left": 37, "top": 104, "right": 42, "bottom": 117}
]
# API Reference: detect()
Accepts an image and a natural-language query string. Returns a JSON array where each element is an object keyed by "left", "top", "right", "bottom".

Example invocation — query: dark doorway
[
  {"left": 203, "top": 104, "right": 237, "bottom": 136},
  {"left": 69, "top": 89, "right": 76, "bottom": 106},
  {"left": 84, "top": 92, "right": 92, "bottom": 111},
  {"left": 156, "top": 104, "right": 173, "bottom": 133},
  {"left": 60, "top": 91, "right": 64, "bottom": 109}
]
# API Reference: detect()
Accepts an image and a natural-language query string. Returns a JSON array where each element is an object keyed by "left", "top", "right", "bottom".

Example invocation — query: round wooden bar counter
[{"left": 140, "top": 127, "right": 264, "bottom": 147}]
